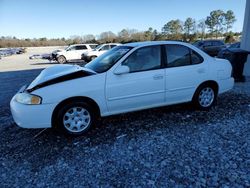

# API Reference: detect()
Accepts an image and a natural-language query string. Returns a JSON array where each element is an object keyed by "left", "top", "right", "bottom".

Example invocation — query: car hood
[
  {"left": 27, "top": 64, "right": 96, "bottom": 92},
  {"left": 52, "top": 49, "right": 64, "bottom": 54},
  {"left": 55, "top": 50, "right": 66, "bottom": 54},
  {"left": 84, "top": 50, "right": 97, "bottom": 56}
]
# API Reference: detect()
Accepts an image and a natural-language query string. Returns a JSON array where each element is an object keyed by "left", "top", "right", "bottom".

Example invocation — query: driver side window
[
  {"left": 101, "top": 45, "right": 110, "bottom": 51},
  {"left": 122, "top": 46, "right": 161, "bottom": 73},
  {"left": 67, "top": 46, "right": 76, "bottom": 51}
]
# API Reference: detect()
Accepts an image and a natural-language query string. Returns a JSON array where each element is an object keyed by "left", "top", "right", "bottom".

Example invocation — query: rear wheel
[
  {"left": 193, "top": 85, "right": 217, "bottom": 110},
  {"left": 54, "top": 101, "right": 96, "bottom": 135},
  {"left": 57, "top": 55, "right": 66, "bottom": 64}
]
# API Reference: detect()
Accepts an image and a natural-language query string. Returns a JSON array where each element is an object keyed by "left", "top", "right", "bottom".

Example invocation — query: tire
[
  {"left": 193, "top": 84, "right": 217, "bottom": 110},
  {"left": 54, "top": 100, "right": 96, "bottom": 136},
  {"left": 57, "top": 55, "right": 66, "bottom": 64}
]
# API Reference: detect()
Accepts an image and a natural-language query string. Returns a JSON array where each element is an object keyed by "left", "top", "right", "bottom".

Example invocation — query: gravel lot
[{"left": 0, "top": 51, "right": 250, "bottom": 187}]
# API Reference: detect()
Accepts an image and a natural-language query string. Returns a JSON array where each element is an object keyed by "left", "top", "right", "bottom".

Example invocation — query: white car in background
[
  {"left": 82, "top": 43, "right": 120, "bottom": 62},
  {"left": 10, "top": 41, "right": 234, "bottom": 136},
  {"left": 52, "top": 44, "right": 98, "bottom": 64}
]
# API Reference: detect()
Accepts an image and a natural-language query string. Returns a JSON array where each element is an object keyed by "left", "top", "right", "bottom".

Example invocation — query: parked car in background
[
  {"left": 217, "top": 42, "right": 241, "bottom": 58},
  {"left": 0, "top": 48, "right": 26, "bottom": 58},
  {"left": 52, "top": 44, "right": 98, "bottom": 64},
  {"left": 193, "top": 40, "right": 226, "bottom": 57},
  {"left": 29, "top": 53, "right": 52, "bottom": 60},
  {"left": 81, "top": 43, "right": 120, "bottom": 62},
  {"left": 11, "top": 41, "right": 234, "bottom": 136}
]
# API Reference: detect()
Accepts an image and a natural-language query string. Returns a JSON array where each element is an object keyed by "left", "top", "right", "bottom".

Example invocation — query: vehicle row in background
[
  {"left": 217, "top": 42, "right": 250, "bottom": 82},
  {"left": 29, "top": 53, "right": 52, "bottom": 60},
  {"left": 193, "top": 40, "right": 226, "bottom": 57},
  {"left": 0, "top": 47, "right": 26, "bottom": 58},
  {"left": 51, "top": 43, "right": 121, "bottom": 64},
  {"left": 52, "top": 44, "right": 98, "bottom": 64},
  {"left": 81, "top": 43, "right": 120, "bottom": 62}
]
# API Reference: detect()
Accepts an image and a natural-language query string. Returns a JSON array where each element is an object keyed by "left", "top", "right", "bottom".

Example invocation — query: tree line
[{"left": 0, "top": 9, "right": 239, "bottom": 48}]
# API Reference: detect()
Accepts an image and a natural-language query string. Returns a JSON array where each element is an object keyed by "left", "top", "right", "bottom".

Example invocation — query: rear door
[
  {"left": 164, "top": 44, "right": 207, "bottom": 104},
  {"left": 75, "top": 45, "right": 88, "bottom": 59}
]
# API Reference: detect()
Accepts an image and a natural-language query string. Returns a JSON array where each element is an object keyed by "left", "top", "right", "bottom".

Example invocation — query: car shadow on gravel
[{"left": 1, "top": 91, "right": 249, "bottom": 173}]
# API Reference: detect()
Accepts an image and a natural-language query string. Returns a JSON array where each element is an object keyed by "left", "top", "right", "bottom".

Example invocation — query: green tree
[
  {"left": 162, "top": 19, "right": 183, "bottom": 40},
  {"left": 99, "top": 31, "right": 116, "bottom": 43},
  {"left": 144, "top": 27, "right": 154, "bottom": 41},
  {"left": 197, "top": 19, "right": 206, "bottom": 40},
  {"left": 118, "top": 29, "right": 130, "bottom": 42},
  {"left": 224, "top": 10, "right": 236, "bottom": 33},
  {"left": 81, "top": 34, "right": 95, "bottom": 42},
  {"left": 184, "top": 17, "right": 196, "bottom": 41},
  {"left": 205, "top": 10, "right": 225, "bottom": 38}
]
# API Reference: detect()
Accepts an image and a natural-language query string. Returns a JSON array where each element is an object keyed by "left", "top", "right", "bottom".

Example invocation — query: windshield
[
  {"left": 193, "top": 41, "right": 203, "bottom": 47},
  {"left": 65, "top": 46, "right": 71, "bottom": 51},
  {"left": 85, "top": 46, "right": 133, "bottom": 73},
  {"left": 93, "top": 44, "right": 103, "bottom": 51},
  {"left": 229, "top": 42, "right": 240, "bottom": 49},
  {"left": 90, "top": 44, "right": 98, "bottom": 49}
]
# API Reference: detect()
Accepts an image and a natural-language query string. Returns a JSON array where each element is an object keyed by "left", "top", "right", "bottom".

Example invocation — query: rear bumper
[{"left": 218, "top": 77, "right": 234, "bottom": 94}]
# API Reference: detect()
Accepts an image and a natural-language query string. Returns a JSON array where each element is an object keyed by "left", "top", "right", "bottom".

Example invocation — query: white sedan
[{"left": 10, "top": 41, "right": 234, "bottom": 135}]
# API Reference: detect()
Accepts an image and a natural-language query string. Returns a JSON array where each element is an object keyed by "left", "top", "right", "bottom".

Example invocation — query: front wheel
[
  {"left": 57, "top": 55, "right": 66, "bottom": 64},
  {"left": 193, "top": 85, "right": 217, "bottom": 110},
  {"left": 55, "top": 101, "right": 96, "bottom": 135}
]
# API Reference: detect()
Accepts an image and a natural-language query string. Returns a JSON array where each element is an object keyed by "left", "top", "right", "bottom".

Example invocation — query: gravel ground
[{"left": 0, "top": 66, "right": 250, "bottom": 187}]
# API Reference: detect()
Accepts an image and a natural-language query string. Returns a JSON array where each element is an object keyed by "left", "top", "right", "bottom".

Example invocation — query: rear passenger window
[
  {"left": 165, "top": 45, "right": 191, "bottom": 67},
  {"left": 76, "top": 45, "right": 87, "bottom": 50},
  {"left": 165, "top": 45, "right": 203, "bottom": 67},
  {"left": 203, "top": 41, "right": 212, "bottom": 47},
  {"left": 191, "top": 50, "right": 203, "bottom": 64}
]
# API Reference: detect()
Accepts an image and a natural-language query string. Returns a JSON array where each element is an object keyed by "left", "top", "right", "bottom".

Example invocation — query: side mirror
[{"left": 114, "top": 65, "right": 130, "bottom": 75}]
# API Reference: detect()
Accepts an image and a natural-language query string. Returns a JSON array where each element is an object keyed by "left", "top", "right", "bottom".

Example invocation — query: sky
[{"left": 0, "top": 0, "right": 246, "bottom": 39}]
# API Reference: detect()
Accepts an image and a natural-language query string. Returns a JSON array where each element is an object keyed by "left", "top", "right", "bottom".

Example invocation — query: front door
[{"left": 106, "top": 45, "right": 165, "bottom": 114}]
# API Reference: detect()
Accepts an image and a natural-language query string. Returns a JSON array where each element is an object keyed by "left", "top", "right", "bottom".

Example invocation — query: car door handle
[{"left": 153, "top": 74, "right": 164, "bottom": 80}]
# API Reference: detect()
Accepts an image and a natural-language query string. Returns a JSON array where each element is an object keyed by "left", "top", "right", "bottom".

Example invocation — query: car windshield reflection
[{"left": 85, "top": 46, "right": 132, "bottom": 73}]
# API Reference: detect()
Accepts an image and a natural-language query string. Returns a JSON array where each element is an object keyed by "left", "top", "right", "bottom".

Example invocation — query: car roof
[
  {"left": 201, "top": 40, "right": 223, "bottom": 42},
  {"left": 103, "top": 43, "right": 121, "bottom": 45},
  {"left": 122, "top": 41, "right": 189, "bottom": 48},
  {"left": 70, "top": 44, "right": 98, "bottom": 46}
]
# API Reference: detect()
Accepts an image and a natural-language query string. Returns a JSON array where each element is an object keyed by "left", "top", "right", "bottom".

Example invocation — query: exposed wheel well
[
  {"left": 192, "top": 80, "right": 219, "bottom": 100},
  {"left": 51, "top": 96, "right": 100, "bottom": 128}
]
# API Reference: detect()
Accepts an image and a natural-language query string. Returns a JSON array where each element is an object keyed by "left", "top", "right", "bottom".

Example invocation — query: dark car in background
[
  {"left": 193, "top": 40, "right": 226, "bottom": 57},
  {"left": 217, "top": 42, "right": 241, "bottom": 58}
]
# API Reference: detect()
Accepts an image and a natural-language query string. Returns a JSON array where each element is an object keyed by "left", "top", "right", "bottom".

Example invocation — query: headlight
[{"left": 15, "top": 93, "right": 42, "bottom": 105}]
